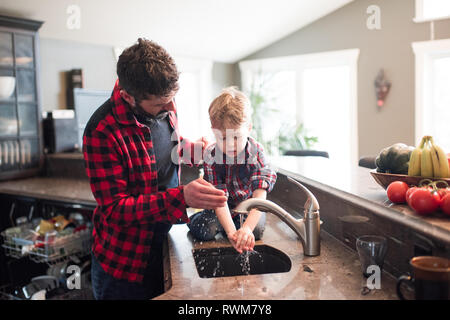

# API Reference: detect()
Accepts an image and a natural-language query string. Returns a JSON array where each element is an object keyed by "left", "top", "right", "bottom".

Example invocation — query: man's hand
[{"left": 184, "top": 178, "right": 227, "bottom": 209}]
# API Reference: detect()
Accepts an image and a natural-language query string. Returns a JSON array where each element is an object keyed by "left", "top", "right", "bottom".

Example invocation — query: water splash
[
  {"left": 235, "top": 249, "right": 262, "bottom": 275},
  {"left": 234, "top": 213, "right": 263, "bottom": 275},
  {"left": 212, "top": 260, "right": 221, "bottom": 277}
]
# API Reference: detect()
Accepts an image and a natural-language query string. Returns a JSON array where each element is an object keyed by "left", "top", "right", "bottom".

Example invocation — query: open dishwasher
[{"left": 0, "top": 197, "right": 95, "bottom": 300}]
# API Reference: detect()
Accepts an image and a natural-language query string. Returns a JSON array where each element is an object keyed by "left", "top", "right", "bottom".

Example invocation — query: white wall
[
  {"left": 241, "top": 0, "right": 450, "bottom": 158},
  {"left": 40, "top": 38, "right": 116, "bottom": 110}
]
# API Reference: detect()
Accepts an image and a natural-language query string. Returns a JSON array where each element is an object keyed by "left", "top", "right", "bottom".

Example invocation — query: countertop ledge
[
  {"left": 0, "top": 176, "right": 95, "bottom": 206},
  {"left": 269, "top": 156, "right": 450, "bottom": 245}
]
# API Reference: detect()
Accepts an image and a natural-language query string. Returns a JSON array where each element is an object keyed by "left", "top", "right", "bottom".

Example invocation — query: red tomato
[
  {"left": 386, "top": 181, "right": 409, "bottom": 204},
  {"left": 406, "top": 186, "right": 418, "bottom": 206},
  {"left": 408, "top": 188, "right": 441, "bottom": 215},
  {"left": 434, "top": 191, "right": 443, "bottom": 206},
  {"left": 441, "top": 194, "right": 450, "bottom": 216},
  {"left": 437, "top": 188, "right": 450, "bottom": 200}
]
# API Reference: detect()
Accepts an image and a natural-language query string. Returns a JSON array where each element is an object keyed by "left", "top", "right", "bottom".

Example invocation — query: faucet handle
[
  {"left": 286, "top": 176, "right": 320, "bottom": 213},
  {"left": 232, "top": 210, "right": 249, "bottom": 216}
]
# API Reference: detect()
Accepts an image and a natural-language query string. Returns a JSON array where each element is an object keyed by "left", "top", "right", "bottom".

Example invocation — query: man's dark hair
[{"left": 117, "top": 38, "right": 179, "bottom": 101}]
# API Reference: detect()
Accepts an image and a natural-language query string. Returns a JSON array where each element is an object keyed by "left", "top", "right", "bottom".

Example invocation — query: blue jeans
[
  {"left": 91, "top": 223, "right": 170, "bottom": 300},
  {"left": 187, "top": 209, "right": 266, "bottom": 241}
]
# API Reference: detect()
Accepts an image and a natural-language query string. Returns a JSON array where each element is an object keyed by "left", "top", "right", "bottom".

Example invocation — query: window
[
  {"left": 112, "top": 49, "right": 213, "bottom": 142},
  {"left": 414, "top": 0, "right": 450, "bottom": 22},
  {"left": 243, "top": 70, "right": 296, "bottom": 152},
  {"left": 171, "top": 57, "right": 213, "bottom": 141},
  {"left": 302, "top": 65, "right": 352, "bottom": 171},
  {"left": 239, "top": 49, "right": 359, "bottom": 170},
  {"left": 412, "top": 39, "right": 450, "bottom": 151}
]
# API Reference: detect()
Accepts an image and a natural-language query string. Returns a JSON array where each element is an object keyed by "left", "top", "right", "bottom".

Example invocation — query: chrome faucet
[{"left": 234, "top": 176, "right": 321, "bottom": 256}]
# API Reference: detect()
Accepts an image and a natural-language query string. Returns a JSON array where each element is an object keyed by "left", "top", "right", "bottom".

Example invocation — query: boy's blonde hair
[{"left": 208, "top": 86, "right": 252, "bottom": 129}]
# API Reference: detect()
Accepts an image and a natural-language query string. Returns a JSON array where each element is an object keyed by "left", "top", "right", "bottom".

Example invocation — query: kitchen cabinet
[{"left": 0, "top": 15, "right": 44, "bottom": 181}]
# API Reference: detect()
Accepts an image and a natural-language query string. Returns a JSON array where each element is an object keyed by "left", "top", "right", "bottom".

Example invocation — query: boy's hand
[
  {"left": 226, "top": 231, "right": 241, "bottom": 253},
  {"left": 234, "top": 226, "right": 255, "bottom": 253}
]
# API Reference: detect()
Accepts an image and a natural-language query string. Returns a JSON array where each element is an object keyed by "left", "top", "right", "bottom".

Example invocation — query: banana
[
  {"left": 429, "top": 137, "right": 450, "bottom": 178},
  {"left": 420, "top": 136, "right": 434, "bottom": 178},
  {"left": 408, "top": 137, "right": 426, "bottom": 176}
]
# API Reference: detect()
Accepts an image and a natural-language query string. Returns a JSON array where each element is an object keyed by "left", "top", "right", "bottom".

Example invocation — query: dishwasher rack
[{"left": 1, "top": 223, "right": 92, "bottom": 265}]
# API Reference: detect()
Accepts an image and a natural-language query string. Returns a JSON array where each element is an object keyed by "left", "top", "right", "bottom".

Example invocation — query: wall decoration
[{"left": 375, "top": 69, "right": 391, "bottom": 107}]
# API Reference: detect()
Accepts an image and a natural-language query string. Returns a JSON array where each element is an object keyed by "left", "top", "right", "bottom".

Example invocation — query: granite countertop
[
  {"left": 0, "top": 176, "right": 95, "bottom": 206},
  {"left": 156, "top": 211, "right": 401, "bottom": 300}
]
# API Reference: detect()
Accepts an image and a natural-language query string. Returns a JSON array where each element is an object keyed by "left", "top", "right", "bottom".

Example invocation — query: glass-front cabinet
[{"left": 0, "top": 15, "right": 43, "bottom": 180}]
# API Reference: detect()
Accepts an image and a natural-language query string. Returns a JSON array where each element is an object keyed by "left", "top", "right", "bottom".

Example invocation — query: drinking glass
[{"left": 356, "top": 235, "right": 388, "bottom": 277}]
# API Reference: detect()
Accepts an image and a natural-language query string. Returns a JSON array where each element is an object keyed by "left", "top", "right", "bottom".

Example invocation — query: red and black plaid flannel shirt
[
  {"left": 83, "top": 80, "right": 196, "bottom": 282},
  {"left": 203, "top": 137, "right": 277, "bottom": 215}
]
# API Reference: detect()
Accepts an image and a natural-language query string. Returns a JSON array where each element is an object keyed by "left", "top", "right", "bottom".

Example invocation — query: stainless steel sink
[{"left": 192, "top": 245, "right": 291, "bottom": 278}]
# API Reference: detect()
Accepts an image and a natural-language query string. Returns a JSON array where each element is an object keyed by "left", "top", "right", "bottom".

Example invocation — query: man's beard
[
  {"left": 133, "top": 101, "right": 152, "bottom": 118},
  {"left": 133, "top": 102, "right": 168, "bottom": 120}
]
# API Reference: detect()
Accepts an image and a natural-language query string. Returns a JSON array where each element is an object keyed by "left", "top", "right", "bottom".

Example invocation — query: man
[{"left": 83, "top": 38, "right": 227, "bottom": 300}]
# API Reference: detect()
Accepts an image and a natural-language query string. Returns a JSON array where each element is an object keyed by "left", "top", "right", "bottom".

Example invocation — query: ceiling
[{"left": 0, "top": 0, "right": 353, "bottom": 63}]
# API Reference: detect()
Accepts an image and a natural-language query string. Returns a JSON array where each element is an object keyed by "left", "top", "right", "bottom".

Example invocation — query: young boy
[{"left": 187, "top": 87, "right": 277, "bottom": 253}]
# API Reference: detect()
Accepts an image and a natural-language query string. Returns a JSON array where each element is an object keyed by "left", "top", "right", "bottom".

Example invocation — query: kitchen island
[
  {"left": 3, "top": 155, "right": 448, "bottom": 299},
  {"left": 155, "top": 156, "right": 448, "bottom": 300},
  {"left": 269, "top": 156, "right": 450, "bottom": 239},
  {"left": 266, "top": 156, "right": 450, "bottom": 280}
]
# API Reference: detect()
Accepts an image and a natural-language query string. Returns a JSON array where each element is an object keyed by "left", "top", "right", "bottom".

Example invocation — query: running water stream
[
  {"left": 235, "top": 213, "right": 261, "bottom": 296},
  {"left": 238, "top": 213, "right": 251, "bottom": 274},
  {"left": 194, "top": 213, "right": 264, "bottom": 295},
  {"left": 235, "top": 213, "right": 263, "bottom": 275}
]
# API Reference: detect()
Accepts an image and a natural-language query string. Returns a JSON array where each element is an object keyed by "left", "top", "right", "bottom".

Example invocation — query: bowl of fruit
[
  {"left": 370, "top": 172, "right": 450, "bottom": 190},
  {"left": 373, "top": 136, "right": 450, "bottom": 217},
  {"left": 371, "top": 136, "right": 450, "bottom": 189}
]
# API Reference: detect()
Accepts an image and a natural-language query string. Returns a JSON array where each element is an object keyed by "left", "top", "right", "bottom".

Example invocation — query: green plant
[
  {"left": 246, "top": 71, "right": 318, "bottom": 155},
  {"left": 247, "top": 72, "right": 278, "bottom": 147},
  {"left": 277, "top": 123, "right": 318, "bottom": 154}
]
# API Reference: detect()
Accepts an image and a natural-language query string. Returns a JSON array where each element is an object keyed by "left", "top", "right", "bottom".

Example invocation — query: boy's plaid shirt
[
  {"left": 83, "top": 80, "right": 194, "bottom": 282},
  {"left": 203, "top": 137, "right": 277, "bottom": 214}
]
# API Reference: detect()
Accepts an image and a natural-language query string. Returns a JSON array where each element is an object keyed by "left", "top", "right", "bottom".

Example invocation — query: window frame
[
  {"left": 412, "top": 38, "right": 450, "bottom": 144},
  {"left": 112, "top": 49, "right": 213, "bottom": 140},
  {"left": 171, "top": 56, "right": 213, "bottom": 141},
  {"left": 414, "top": 0, "right": 450, "bottom": 23}
]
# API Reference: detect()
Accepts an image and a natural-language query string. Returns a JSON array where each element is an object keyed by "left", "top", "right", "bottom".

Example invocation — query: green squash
[{"left": 375, "top": 143, "right": 414, "bottom": 174}]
